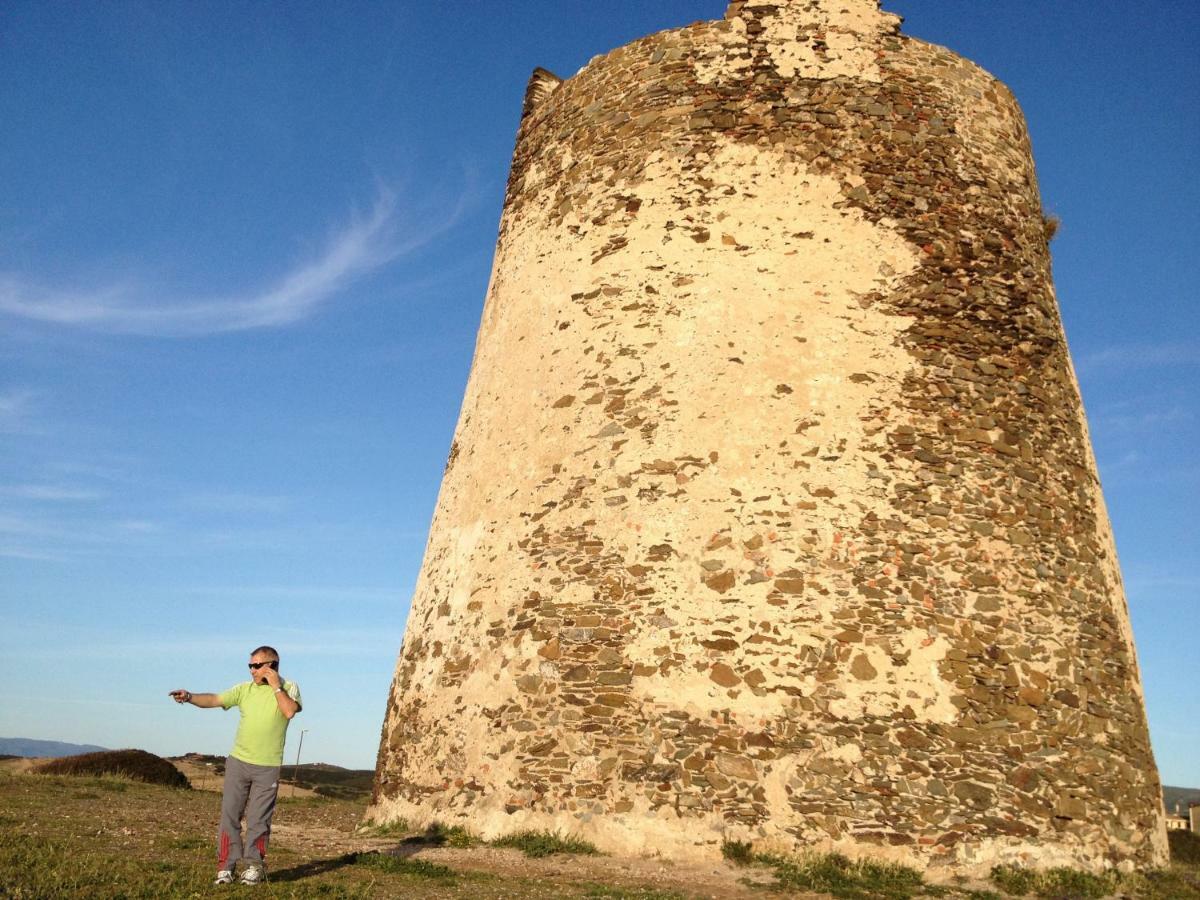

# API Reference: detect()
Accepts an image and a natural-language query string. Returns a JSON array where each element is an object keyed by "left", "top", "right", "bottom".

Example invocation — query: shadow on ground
[
  {"left": 268, "top": 852, "right": 360, "bottom": 883},
  {"left": 269, "top": 842, "right": 426, "bottom": 884}
]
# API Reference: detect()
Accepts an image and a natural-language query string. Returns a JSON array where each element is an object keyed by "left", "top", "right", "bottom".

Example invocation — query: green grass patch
[
  {"left": 166, "top": 835, "right": 207, "bottom": 850},
  {"left": 724, "top": 842, "right": 935, "bottom": 900},
  {"left": 492, "top": 829, "right": 601, "bottom": 858},
  {"left": 990, "top": 864, "right": 1036, "bottom": 896},
  {"left": 1128, "top": 866, "right": 1200, "bottom": 900},
  {"left": 765, "top": 851, "right": 928, "bottom": 899},
  {"left": 581, "top": 885, "right": 690, "bottom": 899},
  {"left": 354, "top": 851, "right": 456, "bottom": 879},
  {"left": 990, "top": 864, "right": 1117, "bottom": 898},
  {"left": 355, "top": 816, "right": 411, "bottom": 837}
]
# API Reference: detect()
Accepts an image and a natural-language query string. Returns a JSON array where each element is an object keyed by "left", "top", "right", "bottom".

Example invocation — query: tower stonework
[{"left": 372, "top": 0, "right": 1167, "bottom": 874}]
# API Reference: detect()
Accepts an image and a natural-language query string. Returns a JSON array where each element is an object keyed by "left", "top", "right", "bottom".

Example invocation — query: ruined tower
[{"left": 372, "top": 0, "right": 1167, "bottom": 873}]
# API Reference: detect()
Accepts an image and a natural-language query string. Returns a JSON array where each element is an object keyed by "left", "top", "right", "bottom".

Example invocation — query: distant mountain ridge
[{"left": 0, "top": 737, "right": 108, "bottom": 758}]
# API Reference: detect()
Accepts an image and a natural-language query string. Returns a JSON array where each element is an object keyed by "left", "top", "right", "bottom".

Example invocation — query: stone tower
[{"left": 372, "top": 0, "right": 1167, "bottom": 873}]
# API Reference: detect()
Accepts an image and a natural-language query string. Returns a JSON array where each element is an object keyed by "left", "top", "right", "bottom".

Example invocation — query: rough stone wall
[{"left": 372, "top": 0, "right": 1167, "bottom": 874}]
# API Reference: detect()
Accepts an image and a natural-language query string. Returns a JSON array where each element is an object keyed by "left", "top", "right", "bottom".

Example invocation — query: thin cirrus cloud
[
  {"left": 1077, "top": 342, "right": 1200, "bottom": 374},
  {"left": 0, "top": 484, "right": 105, "bottom": 501},
  {"left": 0, "top": 387, "right": 41, "bottom": 434},
  {"left": 0, "top": 179, "right": 471, "bottom": 338}
]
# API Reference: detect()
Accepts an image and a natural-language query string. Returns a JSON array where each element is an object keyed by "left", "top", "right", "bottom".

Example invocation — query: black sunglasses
[{"left": 248, "top": 661, "right": 279, "bottom": 670}]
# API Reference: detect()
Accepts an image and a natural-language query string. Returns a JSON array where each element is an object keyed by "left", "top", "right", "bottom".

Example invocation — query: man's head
[{"left": 248, "top": 646, "right": 280, "bottom": 684}]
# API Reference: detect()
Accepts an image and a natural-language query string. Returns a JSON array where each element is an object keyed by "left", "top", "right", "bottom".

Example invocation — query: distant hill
[
  {"left": 1165, "top": 785, "right": 1200, "bottom": 815},
  {"left": 0, "top": 737, "right": 107, "bottom": 758},
  {"left": 171, "top": 753, "right": 374, "bottom": 801},
  {"left": 36, "top": 749, "right": 191, "bottom": 790}
]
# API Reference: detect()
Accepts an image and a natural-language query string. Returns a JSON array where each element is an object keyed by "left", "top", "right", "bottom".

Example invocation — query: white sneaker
[
  {"left": 213, "top": 870, "right": 234, "bottom": 885},
  {"left": 238, "top": 862, "right": 265, "bottom": 885}
]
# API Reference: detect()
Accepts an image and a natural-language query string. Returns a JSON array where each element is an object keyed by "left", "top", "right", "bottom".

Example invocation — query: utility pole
[{"left": 290, "top": 730, "right": 308, "bottom": 798}]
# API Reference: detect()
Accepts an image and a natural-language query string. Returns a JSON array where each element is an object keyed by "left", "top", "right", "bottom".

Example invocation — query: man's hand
[
  {"left": 260, "top": 666, "right": 282, "bottom": 690},
  {"left": 168, "top": 689, "right": 191, "bottom": 704}
]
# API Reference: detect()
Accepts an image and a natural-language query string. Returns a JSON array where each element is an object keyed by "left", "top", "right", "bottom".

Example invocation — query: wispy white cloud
[
  {"left": 1095, "top": 405, "right": 1193, "bottom": 432},
  {"left": 0, "top": 512, "right": 164, "bottom": 561},
  {"left": 0, "top": 543, "right": 63, "bottom": 562},
  {"left": 0, "top": 484, "right": 105, "bottom": 501},
  {"left": 1078, "top": 342, "right": 1200, "bottom": 374},
  {"left": 0, "top": 387, "right": 42, "bottom": 434},
  {"left": 1126, "top": 574, "right": 1200, "bottom": 592},
  {"left": 179, "top": 584, "right": 400, "bottom": 605},
  {"left": 1097, "top": 450, "right": 1141, "bottom": 473},
  {"left": 0, "top": 179, "right": 472, "bottom": 337},
  {"left": 184, "top": 491, "right": 291, "bottom": 514}
]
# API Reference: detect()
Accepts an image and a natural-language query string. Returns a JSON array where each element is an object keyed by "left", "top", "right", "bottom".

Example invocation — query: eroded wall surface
[{"left": 372, "top": 0, "right": 1166, "bottom": 873}]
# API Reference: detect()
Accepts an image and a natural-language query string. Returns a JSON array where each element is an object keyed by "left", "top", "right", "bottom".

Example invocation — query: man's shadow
[
  {"left": 268, "top": 852, "right": 360, "bottom": 882},
  {"left": 268, "top": 827, "right": 449, "bottom": 883}
]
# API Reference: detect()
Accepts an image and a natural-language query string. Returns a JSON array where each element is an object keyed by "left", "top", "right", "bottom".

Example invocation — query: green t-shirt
[{"left": 219, "top": 679, "right": 302, "bottom": 767}]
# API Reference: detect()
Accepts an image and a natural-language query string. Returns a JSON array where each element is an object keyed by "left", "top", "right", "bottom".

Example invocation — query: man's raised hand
[{"left": 169, "top": 689, "right": 191, "bottom": 704}]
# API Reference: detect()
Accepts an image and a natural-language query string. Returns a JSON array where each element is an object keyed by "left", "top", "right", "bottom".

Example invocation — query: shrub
[
  {"left": 492, "top": 829, "right": 600, "bottom": 858},
  {"left": 1171, "top": 829, "right": 1200, "bottom": 866},
  {"left": 34, "top": 749, "right": 190, "bottom": 789},
  {"left": 402, "top": 822, "right": 479, "bottom": 848},
  {"left": 767, "top": 852, "right": 927, "bottom": 899},
  {"left": 721, "top": 839, "right": 754, "bottom": 866},
  {"left": 990, "top": 863, "right": 1118, "bottom": 899}
]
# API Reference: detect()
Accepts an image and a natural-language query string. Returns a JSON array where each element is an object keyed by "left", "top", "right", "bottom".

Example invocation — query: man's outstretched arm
[{"left": 168, "top": 690, "right": 223, "bottom": 708}]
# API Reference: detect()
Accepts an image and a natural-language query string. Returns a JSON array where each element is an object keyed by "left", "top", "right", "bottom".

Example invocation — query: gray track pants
[{"left": 217, "top": 756, "right": 280, "bottom": 872}]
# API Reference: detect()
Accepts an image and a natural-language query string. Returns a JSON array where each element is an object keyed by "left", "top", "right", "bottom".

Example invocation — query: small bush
[
  {"left": 492, "top": 829, "right": 600, "bottom": 858},
  {"left": 1127, "top": 866, "right": 1200, "bottom": 900},
  {"left": 35, "top": 750, "right": 190, "bottom": 790},
  {"left": 356, "top": 817, "right": 411, "bottom": 838},
  {"left": 990, "top": 863, "right": 1118, "bottom": 899},
  {"left": 761, "top": 851, "right": 927, "bottom": 900},
  {"left": 1171, "top": 829, "right": 1200, "bottom": 865},
  {"left": 354, "top": 852, "right": 455, "bottom": 879},
  {"left": 991, "top": 864, "right": 1037, "bottom": 895},
  {"left": 414, "top": 822, "right": 478, "bottom": 848},
  {"left": 721, "top": 839, "right": 754, "bottom": 866},
  {"left": 1038, "top": 867, "right": 1118, "bottom": 898}
]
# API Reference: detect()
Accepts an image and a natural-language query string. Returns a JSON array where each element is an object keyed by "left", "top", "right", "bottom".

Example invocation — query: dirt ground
[
  {"left": 270, "top": 818, "right": 778, "bottom": 899},
  {"left": 33, "top": 754, "right": 777, "bottom": 896},
  {"left": 0, "top": 767, "right": 795, "bottom": 899}
]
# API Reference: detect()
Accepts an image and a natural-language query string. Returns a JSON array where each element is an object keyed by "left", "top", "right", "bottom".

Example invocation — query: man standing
[{"left": 169, "top": 645, "right": 302, "bottom": 886}]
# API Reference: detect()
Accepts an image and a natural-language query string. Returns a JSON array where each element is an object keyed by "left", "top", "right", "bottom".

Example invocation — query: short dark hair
[{"left": 250, "top": 646, "right": 279, "bottom": 660}]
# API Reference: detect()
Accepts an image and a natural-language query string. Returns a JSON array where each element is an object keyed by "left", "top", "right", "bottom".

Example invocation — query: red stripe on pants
[
  {"left": 218, "top": 831, "right": 230, "bottom": 869},
  {"left": 255, "top": 835, "right": 267, "bottom": 860}
]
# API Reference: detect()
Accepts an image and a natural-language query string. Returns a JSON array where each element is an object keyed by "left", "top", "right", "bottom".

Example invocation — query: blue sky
[{"left": 1, "top": 2, "right": 1196, "bottom": 784}]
